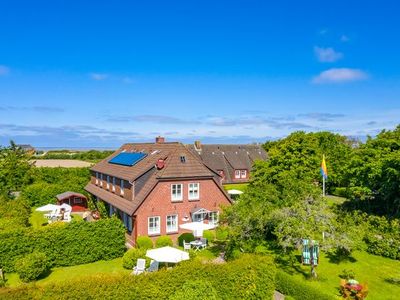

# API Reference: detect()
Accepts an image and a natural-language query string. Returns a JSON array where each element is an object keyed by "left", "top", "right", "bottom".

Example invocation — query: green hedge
[
  {"left": 15, "top": 252, "right": 49, "bottom": 282},
  {"left": 156, "top": 235, "right": 173, "bottom": 247},
  {"left": 0, "top": 254, "right": 276, "bottom": 300},
  {"left": 0, "top": 217, "right": 126, "bottom": 272},
  {"left": 275, "top": 271, "right": 335, "bottom": 300}
]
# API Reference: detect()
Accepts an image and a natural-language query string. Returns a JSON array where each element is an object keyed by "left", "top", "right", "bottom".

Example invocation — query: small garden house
[{"left": 56, "top": 191, "right": 88, "bottom": 212}]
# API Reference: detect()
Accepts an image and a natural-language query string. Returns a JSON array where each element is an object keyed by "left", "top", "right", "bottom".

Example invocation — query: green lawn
[
  {"left": 223, "top": 183, "right": 248, "bottom": 192},
  {"left": 5, "top": 258, "right": 130, "bottom": 288},
  {"left": 280, "top": 250, "right": 400, "bottom": 300}
]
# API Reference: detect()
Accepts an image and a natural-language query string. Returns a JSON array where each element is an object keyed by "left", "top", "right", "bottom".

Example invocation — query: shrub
[
  {"left": 0, "top": 254, "right": 276, "bottom": 300},
  {"left": 0, "top": 217, "right": 126, "bottom": 272},
  {"left": 122, "top": 248, "right": 147, "bottom": 270},
  {"left": 15, "top": 252, "right": 49, "bottom": 282},
  {"left": 156, "top": 235, "right": 173, "bottom": 248},
  {"left": 203, "top": 230, "right": 215, "bottom": 243},
  {"left": 275, "top": 270, "right": 335, "bottom": 300},
  {"left": 178, "top": 233, "right": 195, "bottom": 247},
  {"left": 136, "top": 236, "right": 153, "bottom": 250},
  {"left": 169, "top": 279, "right": 219, "bottom": 300},
  {"left": 215, "top": 226, "right": 229, "bottom": 241}
]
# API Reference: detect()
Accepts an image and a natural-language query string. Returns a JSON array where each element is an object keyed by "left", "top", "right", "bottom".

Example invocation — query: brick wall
[{"left": 134, "top": 178, "right": 231, "bottom": 243}]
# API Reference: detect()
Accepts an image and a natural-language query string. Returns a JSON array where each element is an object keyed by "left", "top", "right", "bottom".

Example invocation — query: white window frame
[
  {"left": 171, "top": 184, "right": 183, "bottom": 202},
  {"left": 120, "top": 179, "right": 125, "bottom": 196},
  {"left": 106, "top": 175, "right": 110, "bottom": 189},
  {"left": 148, "top": 216, "right": 160, "bottom": 235},
  {"left": 188, "top": 183, "right": 200, "bottom": 200},
  {"left": 209, "top": 211, "right": 219, "bottom": 225},
  {"left": 112, "top": 177, "right": 116, "bottom": 192},
  {"left": 95, "top": 172, "right": 99, "bottom": 185},
  {"left": 240, "top": 170, "right": 247, "bottom": 179},
  {"left": 166, "top": 214, "right": 178, "bottom": 233},
  {"left": 100, "top": 173, "right": 103, "bottom": 186},
  {"left": 234, "top": 170, "right": 241, "bottom": 179}
]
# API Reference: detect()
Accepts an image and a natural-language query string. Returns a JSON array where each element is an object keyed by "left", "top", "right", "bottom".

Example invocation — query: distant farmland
[{"left": 33, "top": 159, "right": 92, "bottom": 168}]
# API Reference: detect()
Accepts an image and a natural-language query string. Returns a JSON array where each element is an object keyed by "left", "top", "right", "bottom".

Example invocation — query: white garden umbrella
[
  {"left": 60, "top": 203, "right": 72, "bottom": 212},
  {"left": 227, "top": 189, "right": 243, "bottom": 195},
  {"left": 179, "top": 221, "right": 216, "bottom": 237},
  {"left": 146, "top": 246, "right": 189, "bottom": 263},
  {"left": 36, "top": 204, "right": 60, "bottom": 212}
]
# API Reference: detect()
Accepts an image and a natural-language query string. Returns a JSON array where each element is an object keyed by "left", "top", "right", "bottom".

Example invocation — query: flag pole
[{"left": 322, "top": 175, "right": 325, "bottom": 197}]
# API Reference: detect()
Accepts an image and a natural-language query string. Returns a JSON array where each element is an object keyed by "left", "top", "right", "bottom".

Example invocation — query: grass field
[
  {"left": 30, "top": 210, "right": 84, "bottom": 229},
  {"left": 223, "top": 183, "right": 248, "bottom": 192},
  {"left": 5, "top": 258, "right": 130, "bottom": 288},
  {"left": 281, "top": 250, "right": 400, "bottom": 300}
]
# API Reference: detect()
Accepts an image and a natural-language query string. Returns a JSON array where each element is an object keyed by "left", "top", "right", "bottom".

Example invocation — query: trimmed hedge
[
  {"left": 0, "top": 217, "right": 126, "bottom": 272},
  {"left": 0, "top": 254, "right": 276, "bottom": 300},
  {"left": 177, "top": 233, "right": 195, "bottom": 247},
  {"left": 122, "top": 248, "right": 149, "bottom": 270},
  {"left": 275, "top": 271, "right": 335, "bottom": 300},
  {"left": 156, "top": 235, "right": 173, "bottom": 248},
  {"left": 15, "top": 252, "right": 49, "bottom": 282},
  {"left": 136, "top": 236, "right": 153, "bottom": 250}
]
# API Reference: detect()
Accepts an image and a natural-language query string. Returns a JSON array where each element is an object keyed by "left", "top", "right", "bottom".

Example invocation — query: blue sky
[{"left": 0, "top": 1, "right": 399, "bottom": 147}]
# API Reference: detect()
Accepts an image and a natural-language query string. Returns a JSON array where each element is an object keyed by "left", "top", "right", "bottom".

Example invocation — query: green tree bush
[
  {"left": 156, "top": 235, "right": 173, "bottom": 247},
  {"left": 275, "top": 270, "right": 335, "bottom": 300},
  {"left": 203, "top": 230, "right": 215, "bottom": 242},
  {"left": 169, "top": 279, "right": 219, "bottom": 299},
  {"left": 15, "top": 251, "right": 49, "bottom": 282},
  {"left": 0, "top": 217, "right": 126, "bottom": 272},
  {"left": 177, "top": 233, "right": 195, "bottom": 247},
  {"left": 136, "top": 236, "right": 153, "bottom": 250},
  {"left": 0, "top": 254, "right": 276, "bottom": 300},
  {"left": 122, "top": 248, "right": 147, "bottom": 269}
]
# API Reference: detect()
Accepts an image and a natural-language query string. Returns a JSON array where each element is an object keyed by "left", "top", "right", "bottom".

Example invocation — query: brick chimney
[
  {"left": 155, "top": 136, "right": 165, "bottom": 143},
  {"left": 194, "top": 140, "right": 201, "bottom": 151}
]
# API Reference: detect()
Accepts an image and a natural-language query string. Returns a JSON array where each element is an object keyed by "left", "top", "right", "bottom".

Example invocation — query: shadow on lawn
[{"left": 326, "top": 252, "right": 357, "bottom": 264}]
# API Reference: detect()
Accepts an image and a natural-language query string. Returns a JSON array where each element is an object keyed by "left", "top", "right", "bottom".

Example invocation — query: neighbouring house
[
  {"left": 56, "top": 191, "right": 88, "bottom": 212},
  {"left": 187, "top": 141, "right": 267, "bottom": 184},
  {"left": 16, "top": 144, "right": 36, "bottom": 154},
  {"left": 84, "top": 137, "right": 232, "bottom": 245}
]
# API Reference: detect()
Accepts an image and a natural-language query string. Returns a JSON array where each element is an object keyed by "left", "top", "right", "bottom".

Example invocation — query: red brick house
[
  {"left": 85, "top": 138, "right": 231, "bottom": 245},
  {"left": 187, "top": 142, "right": 267, "bottom": 184}
]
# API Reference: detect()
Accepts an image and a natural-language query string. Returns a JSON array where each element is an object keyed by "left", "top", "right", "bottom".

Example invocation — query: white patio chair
[
  {"left": 200, "top": 238, "right": 207, "bottom": 249},
  {"left": 147, "top": 260, "right": 159, "bottom": 272},
  {"left": 63, "top": 211, "right": 71, "bottom": 222},
  {"left": 132, "top": 258, "right": 146, "bottom": 275},
  {"left": 183, "top": 240, "right": 191, "bottom": 251}
]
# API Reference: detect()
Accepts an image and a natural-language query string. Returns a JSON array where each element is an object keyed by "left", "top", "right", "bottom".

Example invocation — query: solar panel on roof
[{"left": 109, "top": 152, "right": 147, "bottom": 166}]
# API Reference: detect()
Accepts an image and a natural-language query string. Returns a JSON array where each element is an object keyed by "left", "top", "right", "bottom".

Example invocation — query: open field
[{"left": 33, "top": 159, "right": 92, "bottom": 168}]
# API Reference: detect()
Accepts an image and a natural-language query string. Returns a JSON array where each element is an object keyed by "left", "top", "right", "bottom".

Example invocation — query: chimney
[
  {"left": 156, "top": 158, "right": 165, "bottom": 169},
  {"left": 155, "top": 136, "right": 165, "bottom": 143},
  {"left": 194, "top": 140, "right": 201, "bottom": 151}
]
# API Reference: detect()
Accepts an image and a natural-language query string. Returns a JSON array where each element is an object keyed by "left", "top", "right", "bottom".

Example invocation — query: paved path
[{"left": 274, "top": 291, "right": 285, "bottom": 300}]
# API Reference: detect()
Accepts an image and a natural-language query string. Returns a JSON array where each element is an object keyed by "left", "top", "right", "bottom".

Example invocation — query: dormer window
[{"left": 180, "top": 155, "right": 186, "bottom": 163}]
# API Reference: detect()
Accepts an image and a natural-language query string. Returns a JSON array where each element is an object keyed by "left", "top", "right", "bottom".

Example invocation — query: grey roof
[
  {"left": 187, "top": 144, "right": 267, "bottom": 184},
  {"left": 56, "top": 191, "right": 87, "bottom": 200}
]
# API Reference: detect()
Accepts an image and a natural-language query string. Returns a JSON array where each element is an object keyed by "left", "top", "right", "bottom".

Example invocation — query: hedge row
[
  {"left": 275, "top": 271, "right": 336, "bottom": 300},
  {"left": 0, "top": 217, "right": 126, "bottom": 272},
  {"left": 0, "top": 254, "right": 276, "bottom": 300}
]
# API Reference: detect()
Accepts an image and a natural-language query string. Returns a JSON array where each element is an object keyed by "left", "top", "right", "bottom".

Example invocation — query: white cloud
[
  {"left": 312, "top": 68, "right": 368, "bottom": 84},
  {"left": 341, "top": 35, "right": 350, "bottom": 42},
  {"left": 314, "top": 47, "right": 343, "bottom": 62},
  {"left": 90, "top": 73, "right": 108, "bottom": 80},
  {"left": 0, "top": 65, "right": 10, "bottom": 76}
]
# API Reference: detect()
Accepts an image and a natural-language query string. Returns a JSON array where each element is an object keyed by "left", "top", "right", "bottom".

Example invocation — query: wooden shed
[{"left": 56, "top": 191, "right": 88, "bottom": 212}]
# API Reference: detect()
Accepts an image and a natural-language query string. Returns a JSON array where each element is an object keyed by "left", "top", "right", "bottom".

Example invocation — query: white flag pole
[{"left": 322, "top": 175, "right": 325, "bottom": 197}]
